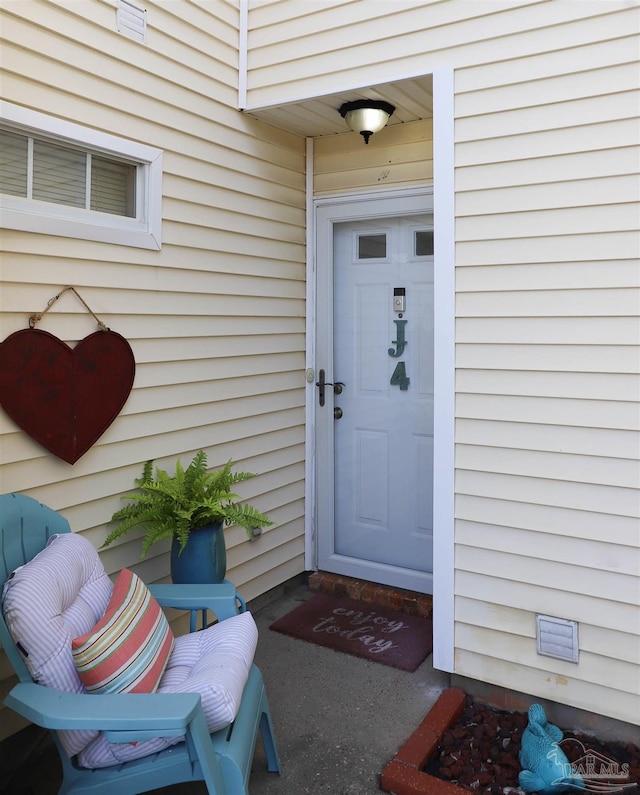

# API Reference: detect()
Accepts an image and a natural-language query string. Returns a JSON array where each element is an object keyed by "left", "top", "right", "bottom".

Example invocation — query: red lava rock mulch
[
  {"left": 426, "top": 696, "right": 640, "bottom": 793},
  {"left": 381, "top": 688, "right": 640, "bottom": 795}
]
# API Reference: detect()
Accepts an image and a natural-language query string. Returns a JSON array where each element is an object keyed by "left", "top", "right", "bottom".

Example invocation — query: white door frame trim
[
  {"left": 431, "top": 66, "right": 455, "bottom": 673},
  {"left": 304, "top": 136, "right": 317, "bottom": 571}
]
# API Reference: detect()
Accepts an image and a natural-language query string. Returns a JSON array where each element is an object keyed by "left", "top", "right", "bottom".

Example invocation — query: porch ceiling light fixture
[{"left": 338, "top": 99, "right": 396, "bottom": 144}]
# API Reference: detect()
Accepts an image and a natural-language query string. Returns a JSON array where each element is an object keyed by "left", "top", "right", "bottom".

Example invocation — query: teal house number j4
[{"left": 389, "top": 319, "right": 410, "bottom": 390}]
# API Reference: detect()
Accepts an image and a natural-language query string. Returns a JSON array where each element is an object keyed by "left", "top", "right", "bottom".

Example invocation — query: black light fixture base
[{"left": 338, "top": 99, "right": 396, "bottom": 118}]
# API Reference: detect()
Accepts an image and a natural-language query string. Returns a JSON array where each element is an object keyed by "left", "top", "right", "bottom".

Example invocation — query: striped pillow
[{"left": 72, "top": 568, "right": 174, "bottom": 694}]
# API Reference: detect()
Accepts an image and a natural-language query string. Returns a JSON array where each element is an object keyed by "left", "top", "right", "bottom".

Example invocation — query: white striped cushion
[
  {"left": 77, "top": 610, "right": 258, "bottom": 768},
  {"left": 2, "top": 533, "right": 113, "bottom": 757},
  {"left": 72, "top": 569, "right": 174, "bottom": 694},
  {"left": 159, "top": 608, "right": 258, "bottom": 729}
]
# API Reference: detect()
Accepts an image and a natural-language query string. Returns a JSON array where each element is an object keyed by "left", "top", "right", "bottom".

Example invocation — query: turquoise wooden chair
[{"left": 0, "top": 493, "right": 281, "bottom": 795}]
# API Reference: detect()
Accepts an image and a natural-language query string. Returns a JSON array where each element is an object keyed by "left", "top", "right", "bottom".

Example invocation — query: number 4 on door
[{"left": 390, "top": 361, "right": 410, "bottom": 390}]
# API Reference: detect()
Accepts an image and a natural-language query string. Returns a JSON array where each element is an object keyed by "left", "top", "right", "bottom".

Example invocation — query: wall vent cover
[
  {"left": 536, "top": 614, "right": 579, "bottom": 663},
  {"left": 117, "top": 0, "right": 147, "bottom": 44}
]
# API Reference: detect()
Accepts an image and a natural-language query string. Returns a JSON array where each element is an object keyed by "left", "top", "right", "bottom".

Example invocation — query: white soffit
[{"left": 242, "top": 75, "right": 433, "bottom": 138}]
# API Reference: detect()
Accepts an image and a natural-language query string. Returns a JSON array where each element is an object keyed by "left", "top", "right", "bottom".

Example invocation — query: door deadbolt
[{"left": 334, "top": 407, "right": 343, "bottom": 419}]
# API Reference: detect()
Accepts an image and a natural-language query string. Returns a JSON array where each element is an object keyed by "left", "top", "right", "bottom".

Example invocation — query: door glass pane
[
  {"left": 0, "top": 130, "right": 28, "bottom": 196},
  {"left": 415, "top": 230, "right": 434, "bottom": 256},
  {"left": 358, "top": 233, "right": 386, "bottom": 259},
  {"left": 33, "top": 139, "right": 86, "bottom": 208},
  {"left": 91, "top": 157, "right": 136, "bottom": 217}
]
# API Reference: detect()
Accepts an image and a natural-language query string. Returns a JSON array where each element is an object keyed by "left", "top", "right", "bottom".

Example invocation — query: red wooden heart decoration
[{"left": 0, "top": 328, "right": 135, "bottom": 464}]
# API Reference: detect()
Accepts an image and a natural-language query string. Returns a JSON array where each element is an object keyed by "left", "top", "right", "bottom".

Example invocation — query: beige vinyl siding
[
  {"left": 451, "top": 4, "right": 639, "bottom": 724},
  {"left": 313, "top": 119, "right": 432, "bottom": 195},
  {"left": 246, "top": 0, "right": 640, "bottom": 726},
  {"left": 0, "top": 0, "right": 306, "bottom": 741},
  {"left": 245, "top": 1, "right": 639, "bottom": 105},
  {"left": 454, "top": 8, "right": 640, "bottom": 725}
]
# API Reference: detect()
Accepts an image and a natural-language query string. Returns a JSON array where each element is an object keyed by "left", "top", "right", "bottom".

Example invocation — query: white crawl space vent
[
  {"left": 117, "top": 0, "right": 147, "bottom": 43},
  {"left": 536, "top": 614, "right": 579, "bottom": 663}
]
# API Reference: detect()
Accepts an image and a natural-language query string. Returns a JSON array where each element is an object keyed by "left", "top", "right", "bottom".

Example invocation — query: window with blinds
[
  {"left": 0, "top": 130, "right": 136, "bottom": 217},
  {"left": 0, "top": 102, "right": 162, "bottom": 249}
]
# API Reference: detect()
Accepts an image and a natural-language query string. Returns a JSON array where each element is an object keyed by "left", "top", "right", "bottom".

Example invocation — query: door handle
[
  {"left": 316, "top": 370, "right": 345, "bottom": 407},
  {"left": 316, "top": 369, "right": 328, "bottom": 407}
]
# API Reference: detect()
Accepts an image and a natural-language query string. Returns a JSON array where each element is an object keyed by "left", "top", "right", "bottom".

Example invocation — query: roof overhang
[{"left": 242, "top": 75, "right": 433, "bottom": 138}]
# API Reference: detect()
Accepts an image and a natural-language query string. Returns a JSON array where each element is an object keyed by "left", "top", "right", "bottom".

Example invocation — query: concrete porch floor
[{"left": 1, "top": 574, "right": 450, "bottom": 795}]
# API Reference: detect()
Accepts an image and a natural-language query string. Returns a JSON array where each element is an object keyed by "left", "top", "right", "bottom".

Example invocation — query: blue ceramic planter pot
[{"left": 170, "top": 521, "right": 226, "bottom": 584}]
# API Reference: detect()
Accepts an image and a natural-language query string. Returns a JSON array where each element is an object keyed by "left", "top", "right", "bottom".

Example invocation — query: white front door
[{"left": 316, "top": 192, "right": 434, "bottom": 593}]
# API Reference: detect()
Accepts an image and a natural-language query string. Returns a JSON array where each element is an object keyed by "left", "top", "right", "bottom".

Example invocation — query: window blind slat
[
  {"left": 0, "top": 130, "right": 28, "bottom": 196},
  {"left": 33, "top": 140, "right": 86, "bottom": 208},
  {"left": 91, "top": 157, "right": 135, "bottom": 217}
]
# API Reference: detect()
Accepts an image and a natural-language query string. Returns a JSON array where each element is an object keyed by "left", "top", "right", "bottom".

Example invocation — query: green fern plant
[{"left": 103, "top": 451, "right": 273, "bottom": 557}]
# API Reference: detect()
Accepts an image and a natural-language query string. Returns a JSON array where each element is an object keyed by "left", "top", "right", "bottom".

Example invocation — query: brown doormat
[{"left": 269, "top": 592, "right": 433, "bottom": 672}]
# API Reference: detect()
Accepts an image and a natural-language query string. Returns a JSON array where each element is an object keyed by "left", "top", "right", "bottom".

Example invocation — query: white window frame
[{"left": 0, "top": 102, "right": 162, "bottom": 250}]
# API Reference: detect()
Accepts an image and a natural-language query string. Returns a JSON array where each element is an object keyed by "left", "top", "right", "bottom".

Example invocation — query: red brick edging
[{"left": 381, "top": 687, "right": 468, "bottom": 795}]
